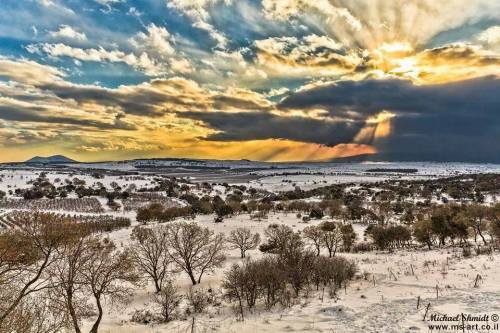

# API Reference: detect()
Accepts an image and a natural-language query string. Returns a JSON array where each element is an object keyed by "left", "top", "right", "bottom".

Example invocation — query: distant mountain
[{"left": 25, "top": 155, "right": 78, "bottom": 164}]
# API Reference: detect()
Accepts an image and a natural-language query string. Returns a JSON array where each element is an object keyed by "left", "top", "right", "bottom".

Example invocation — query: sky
[{"left": 0, "top": 0, "right": 499, "bottom": 163}]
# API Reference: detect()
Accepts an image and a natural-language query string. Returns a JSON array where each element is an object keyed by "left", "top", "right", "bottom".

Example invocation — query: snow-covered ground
[
  {"left": 3, "top": 161, "right": 500, "bottom": 332},
  {"left": 94, "top": 214, "right": 500, "bottom": 333},
  {"left": 5, "top": 160, "right": 500, "bottom": 194}
]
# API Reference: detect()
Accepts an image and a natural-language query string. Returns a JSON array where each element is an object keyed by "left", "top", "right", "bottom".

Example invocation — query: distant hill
[
  {"left": 327, "top": 154, "right": 378, "bottom": 163},
  {"left": 25, "top": 155, "right": 78, "bottom": 164}
]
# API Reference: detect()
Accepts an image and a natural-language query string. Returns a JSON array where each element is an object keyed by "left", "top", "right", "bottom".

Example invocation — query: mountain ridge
[{"left": 25, "top": 155, "right": 78, "bottom": 164}]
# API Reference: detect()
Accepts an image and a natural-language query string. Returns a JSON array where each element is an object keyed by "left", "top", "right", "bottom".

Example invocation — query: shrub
[
  {"left": 186, "top": 287, "right": 209, "bottom": 314},
  {"left": 153, "top": 280, "right": 182, "bottom": 322},
  {"left": 352, "top": 242, "right": 374, "bottom": 253},
  {"left": 309, "top": 206, "right": 324, "bottom": 219}
]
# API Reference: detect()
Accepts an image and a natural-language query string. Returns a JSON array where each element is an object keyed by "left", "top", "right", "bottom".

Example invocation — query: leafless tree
[
  {"left": 48, "top": 225, "right": 95, "bottom": 333},
  {"left": 259, "top": 224, "right": 302, "bottom": 255},
  {"left": 165, "top": 223, "right": 226, "bottom": 285},
  {"left": 302, "top": 225, "right": 322, "bottom": 256},
  {"left": 253, "top": 256, "right": 286, "bottom": 309},
  {"left": 465, "top": 204, "right": 489, "bottom": 245},
  {"left": 81, "top": 239, "right": 139, "bottom": 333},
  {"left": 0, "top": 213, "right": 69, "bottom": 329},
  {"left": 130, "top": 226, "right": 172, "bottom": 293},
  {"left": 1, "top": 292, "right": 69, "bottom": 333},
  {"left": 153, "top": 280, "right": 182, "bottom": 322},
  {"left": 280, "top": 247, "right": 315, "bottom": 296},
  {"left": 227, "top": 228, "right": 260, "bottom": 258},
  {"left": 320, "top": 222, "right": 343, "bottom": 257},
  {"left": 222, "top": 264, "right": 246, "bottom": 320},
  {"left": 310, "top": 256, "right": 356, "bottom": 292}
]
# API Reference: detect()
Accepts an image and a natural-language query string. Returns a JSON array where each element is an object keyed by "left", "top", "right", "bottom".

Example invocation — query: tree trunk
[
  {"left": 186, "top": 268, "right": 197, "bottom": 285},
  {"left": 238, "top": 297, "right": 244, "bottom": 321},
  {"left": 89, "top": 297, "right": 103, "bottom": 333},
  {"left": 154, "top": 279, "right": 161, "bottom": 293},
  {"left": 67, "top": 289, "right": 81, "bottom": 333},
  {"left": 477, "top": 228, "right": 487, "bottom": 245}
]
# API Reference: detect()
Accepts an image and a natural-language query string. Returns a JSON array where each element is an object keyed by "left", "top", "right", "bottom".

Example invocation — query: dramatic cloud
[
  {"left": 27, "top": 43, "right": 166, "bottom": 76},
  {"left": 0, "top": 57, "right": 65, "bottom": 85},
  {"left": 178, "top": 110, "right": 364, "bottom": 146},
  {"left": 0, "top": 97, "right": 135, "bottom": 130},
  {"left": 262, "top": 0, "right": 362, "bottom": 31},
  {"left": 254, "top": 35, "right": 363, "bottom": 77},
  {"left": 281, "top": 76, "right": 500, "bottom": 161},
  {"left": 130, "top": 23, "right": 175, "bottom": 56},
  {"left": 476, "top": 26, "right": 500, "bottom": 52},
  {"left": 166, "top": 0, "right": 230, "bottom": 47},
  {"left": 0, "top": 1, "right": 500, "bottom": 162},
  {"left": 28, "top": 23, "right": 192, "bottom": 76}
]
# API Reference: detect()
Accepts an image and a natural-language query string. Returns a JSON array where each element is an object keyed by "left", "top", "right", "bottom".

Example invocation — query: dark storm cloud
[
  {"left": 280, "top": 76, "right": 500, "bottom": 162},
  {"left": 280, "top": 76, "right": 500, "bottom": 119},
  {"left": 178, "top": 76, "right": 500, "bottom": 162},
  {"left": 39, "top": 81, "right": 268, "bottom": 117},
  {"left": 419, "top": 45, "right": 500, "bottom": 65},
  {"left": 0, "top": 104, "right": 136, "bottom": 130},
  {"left": 178, "top": 111, "right": 364, "bottom": 146},
  {"left": 40, "top": 83, "right": 188, "bottom": 117},
  {"left": 211, "top": 95, "right": 271, "bottom": 111}
]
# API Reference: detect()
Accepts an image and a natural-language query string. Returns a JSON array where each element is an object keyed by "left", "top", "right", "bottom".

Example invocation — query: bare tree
[
  {"left": 227, "top": 228, "right": 260, "bottom": 258},
  {"left": 48, "top": 226, "right": 94, "bottom": 333},
  {"left": 153, "top": 280, "right": 182, "bottom": 322},
  {"left": 259, "top": 224, "right": 302, "bottom": 255},
  {"left": 81, "top": 239, "right": 139, "bottom": 333},
  {"left": 130, "top": 226, "right": 171, "bottom": 293},
  {"left": 302, "top": 226, "right": 322, "bottom": 256},
  {"left": 1, "top": 292, "right": 69, "bottom": 333},
  {"left": 165, "top": 223, "right": 226, "bottom": 285},
  {"left": 0, "top": 213, "right": 68, "bottom": 328},
  {"left": 222, "top": 264, "right": 246, "bottom": 320},
  {"left": 465, "top": 204, "right": 489, "bottom": 245},
  {"left": 320, "top": 222, "right": 343, "bottom": 257}
]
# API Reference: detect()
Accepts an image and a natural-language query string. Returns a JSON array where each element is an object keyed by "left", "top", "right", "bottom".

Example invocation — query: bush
[
  {"left": 153, "top": 280, "right": 182, "bottom": 322},
  {"left": 136, "top": 203, "right": 194, "bottom": 223},
  {"left": 352, "top": 242, "right": 374, "bottom": 253},
  {"left": 365, "top": 225, "right": 411, "bottom": 250},
  {"left": 309, "top": 206, "right": 324, "bottom": 219},
  {"left": 474, "top": 246, "right": 492, "bottom": 256},
  {"left": 462, "top": 246, "right": 472, "bottom": 258},
  {"left": 186, "top": 287, "right": 209, "bottom": 314},
  {"left": 340, "top": 224, "right": 357, "bottom": 252},
  {"left": 130, "top": 309, "right": 162, "bottom": 324},
  {"left": 221, "top": 253, "right": 356, "bottom": 315}
]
